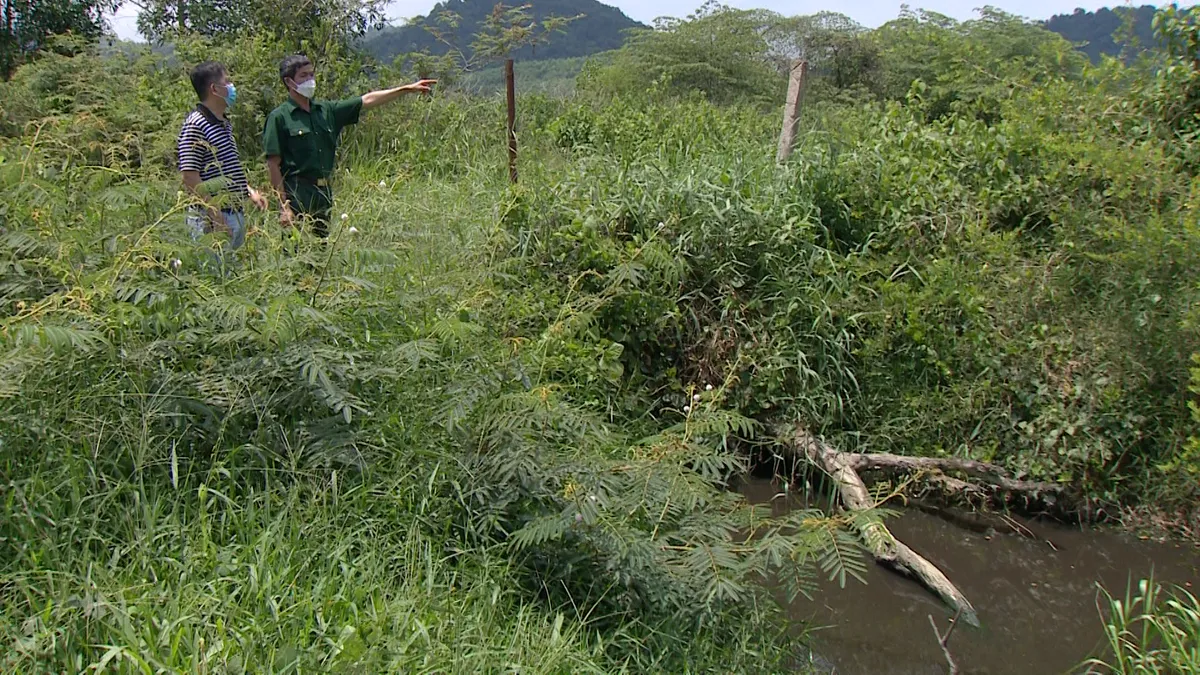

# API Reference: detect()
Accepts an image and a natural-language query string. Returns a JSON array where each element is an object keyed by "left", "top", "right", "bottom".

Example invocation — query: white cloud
[
  {"left": 384, "top": 0, "right": 441, "bottom": 23},
  {"left": 107, "top": 2, "right": 142, "bottom": 41}
]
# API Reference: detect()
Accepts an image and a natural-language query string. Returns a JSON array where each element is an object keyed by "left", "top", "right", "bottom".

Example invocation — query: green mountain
[
  {"left": 1044, "top": 5, "right": 1160, "bottom": 62},
  {"left": 461, "top": 55, "right": 593, "bottom": 95},
  {"left": 363, "top": 0, "right": 646, "bottom": 64}
]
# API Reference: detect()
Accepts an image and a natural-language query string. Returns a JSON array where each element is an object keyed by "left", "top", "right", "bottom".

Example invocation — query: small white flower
[
  {"left": 340, "top": 213, "right": 349, "bottom": 221},
  {"left": 683, "top": 406, "right": 691, "bottom": 413},
  {"left": 705, "top": 384, "right": 713, "bottom": 391},
  {"left": 348, "top": 226, "right": 359, "bottom": 234},
  {"left": 589, "top": 495, "right": 597, "bottom": 502},
  {"left": 693, "top": 394, "right": 701, "bottom": 402},
  {"left": 170, "top": 258, "right": 182, "bottom": 270},
  {"left": 574, "top": 513, "right": 583, "bottom": 523},
  {"left": 378, "top": 180, "right": 387, "bottom": 188}
]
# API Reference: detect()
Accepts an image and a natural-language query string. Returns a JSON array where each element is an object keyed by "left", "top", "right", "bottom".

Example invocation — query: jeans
[
  {"left": 186, "top": 209, "right": 245, "bottom": 274},
  {"left": 187, "top": 209, "right": 246, "bottom": 249}
]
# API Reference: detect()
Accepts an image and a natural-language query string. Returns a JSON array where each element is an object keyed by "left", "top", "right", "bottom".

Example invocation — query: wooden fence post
[
  {"left": 505, "top": 58, "right": 518, "bottom": 184},
  {"left": 776, "top": 60, "right": 808, "bottom": 164}
]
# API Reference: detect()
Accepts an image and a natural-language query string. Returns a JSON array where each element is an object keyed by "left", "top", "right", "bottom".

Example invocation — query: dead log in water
[
  {"left": 780, "top": 426, "right": 982, "bottom": 628},
  {"left": 778, "top": 424, "right": 1078, "bottom": 627},
  {"left": 845, "top": 453, "right": 1063, "bottom": 501}
]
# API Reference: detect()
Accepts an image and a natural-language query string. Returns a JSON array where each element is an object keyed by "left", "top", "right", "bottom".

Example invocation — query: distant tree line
[{"left": 1044, "top": 5, "right": 1161, "bottom": 62}]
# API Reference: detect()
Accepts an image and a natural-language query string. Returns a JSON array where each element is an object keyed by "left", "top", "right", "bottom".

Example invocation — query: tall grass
[
  {"left": 1, "top": 168, "right": 614, "bottom": 672},
  {"left": 2, "top": 455, "right": 613, "bottom": 673},
  {"left": 0, "top": 111, "right": 834, "bottom": 671},
  {"left": 1084, "top": 575, "right": 1200, "bottom": 674}
]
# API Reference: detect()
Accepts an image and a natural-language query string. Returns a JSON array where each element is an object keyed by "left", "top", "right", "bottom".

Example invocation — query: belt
[{"left": 291, "top": 175, "right": 329, "bottom": 187}]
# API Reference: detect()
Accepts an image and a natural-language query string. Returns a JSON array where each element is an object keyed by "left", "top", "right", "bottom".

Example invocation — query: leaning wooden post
[
  {"left": 776, "top": 60, "right": 808, "bottom": 164},
  {"left": 505, "top": 58, "right": 518, "bottom": 183}
]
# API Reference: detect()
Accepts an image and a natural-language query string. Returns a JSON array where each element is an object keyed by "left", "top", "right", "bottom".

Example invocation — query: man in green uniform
[{"left": 263, "top": 54, "right": 435, "bottom": 237}]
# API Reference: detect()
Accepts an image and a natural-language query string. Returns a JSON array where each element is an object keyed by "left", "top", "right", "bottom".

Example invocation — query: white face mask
[{"left": 293, "top": 78, "right": 316, "bottom": 99}]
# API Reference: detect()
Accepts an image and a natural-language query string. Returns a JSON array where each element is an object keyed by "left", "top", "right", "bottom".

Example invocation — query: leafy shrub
[
  {"left": 519, "top": 41, "right": 1200, "bottom": 510},
  {"left": 1147, "top": 5, "right": 1200, "bottom": 144}
]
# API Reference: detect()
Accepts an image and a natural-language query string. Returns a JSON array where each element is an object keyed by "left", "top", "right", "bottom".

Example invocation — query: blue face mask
[{"left": 223, "top": 83, "right": 237, "bottom": 106}]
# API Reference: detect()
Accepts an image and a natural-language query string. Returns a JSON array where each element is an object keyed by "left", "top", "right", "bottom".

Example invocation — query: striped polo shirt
[{"left": 177, "top": 103, "right": 248, "bottom": 208}]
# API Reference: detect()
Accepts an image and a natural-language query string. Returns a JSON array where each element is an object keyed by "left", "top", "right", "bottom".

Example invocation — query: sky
[{"left": 105, "top": 0, "right": 1132, "bottom": 43}]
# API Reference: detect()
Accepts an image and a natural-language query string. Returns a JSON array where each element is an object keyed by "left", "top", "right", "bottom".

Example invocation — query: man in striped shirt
[{"left": 177, "top": 61, "right": 267, "bottom": 250}]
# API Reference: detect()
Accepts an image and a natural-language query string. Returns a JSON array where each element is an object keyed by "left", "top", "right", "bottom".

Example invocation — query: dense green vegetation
[
  {"left": 2, "top": 1, "right": 1199, "bottom": 672},
  {"left": 136, "top": 0, "right": 388, "bottom": 53},
  {"left": 1, "top": 0, "right": 119, "bottom": 78}
]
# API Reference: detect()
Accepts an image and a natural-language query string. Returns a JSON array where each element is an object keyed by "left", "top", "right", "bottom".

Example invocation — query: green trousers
[{"left": 285, "top": 176, "right": 333, "bottom": 238}]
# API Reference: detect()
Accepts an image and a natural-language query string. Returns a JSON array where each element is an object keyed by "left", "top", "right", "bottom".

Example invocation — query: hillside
[
  {"left": 461, "top": 55, "right": 594, "bottom": 94},
  {"left": 363, "top": 0, "right": 645, "bottom": 64},
  {"left": 1044, "top": 5, "right": 1159, "bottom": 62}
]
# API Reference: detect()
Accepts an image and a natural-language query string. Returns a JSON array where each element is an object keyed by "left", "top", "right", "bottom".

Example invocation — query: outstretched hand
[
  {"left": 407, "top": 79, "right": 438, "bottom": 94},
  {"left": 363, "top": 79, "right": 440, "bottom": 110}
]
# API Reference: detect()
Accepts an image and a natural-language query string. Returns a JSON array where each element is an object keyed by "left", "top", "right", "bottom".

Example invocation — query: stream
[{"left": 740, "top": 478, "right": 1199, "bottom": 675}]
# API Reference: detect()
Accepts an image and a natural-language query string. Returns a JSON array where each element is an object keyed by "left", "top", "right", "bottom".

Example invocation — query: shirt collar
[
  {"left": 195, "top": 102, "right": 228, "bottom": 126},
  {"left": 283, "top": 97, "right": 318, "bottom": 115}
]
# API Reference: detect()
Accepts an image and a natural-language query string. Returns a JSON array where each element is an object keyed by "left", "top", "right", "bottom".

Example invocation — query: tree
[
  {"left": 1043, "top": 5, "right": 1159, "bottom": 63},
  {"left": 417, "top": 1, "right": 580, "bottom": 72},
  {"left": 763, "top": 11, "right": 881, "bottom": 95},
  {"left": 384, "top": 2, "right": 577, "bottom": 87},
  {"left": 136, "top": 0, "right": 387, "bottom": 53},
  {"left": 1, "top": 0, "right": 120, "bottom": 79},
  {"left": 874, "top": 6, "right": 1087, "bottom": 118},
  {"left": 579, "top": 1, "right": 784, "bottom": 105},
  {"left": 134, "top": 0, "right": 250, "bottom": 42},
  {"left": 1147, "top": 4, "right": 1200, "bottom": 147}
]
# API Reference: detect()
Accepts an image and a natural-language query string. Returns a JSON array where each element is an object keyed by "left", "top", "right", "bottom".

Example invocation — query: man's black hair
[
  {"left": 279, "top": 55, "right": 312, "bottom": 83},
  {"left": 189, "top": 61, "right": 227, "bottom": 101}
]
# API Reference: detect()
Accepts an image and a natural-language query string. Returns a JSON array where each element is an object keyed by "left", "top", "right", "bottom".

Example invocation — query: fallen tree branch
[
  {"left": 929, "top": 606, "right": 964, "bottom": 675},
  {"left": 846, "top": 453, "right": 1062, "bottom": 497},
  {"left": 782, "top": 426, "right": 981, "bottom": 628}
]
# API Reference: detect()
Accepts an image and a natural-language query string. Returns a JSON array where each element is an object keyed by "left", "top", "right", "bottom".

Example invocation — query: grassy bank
[{"left": 1, "top": 159, "right": 830, "bottom": 670}]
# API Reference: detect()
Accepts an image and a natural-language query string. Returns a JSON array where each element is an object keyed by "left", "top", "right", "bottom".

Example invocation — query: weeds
[{"left": 1084, "top": 575, "right": 1200, "bottom": 674}]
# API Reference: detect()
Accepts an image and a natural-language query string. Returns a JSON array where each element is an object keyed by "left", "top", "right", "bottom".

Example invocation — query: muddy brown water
[{"left": 740, "top": 478, "right": 1199, "bottom": 675}]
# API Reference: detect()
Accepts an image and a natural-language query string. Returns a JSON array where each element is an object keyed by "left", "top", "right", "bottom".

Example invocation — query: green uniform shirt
[{"left": 262, "top": 96, "right": 363, "bottom": 218}]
